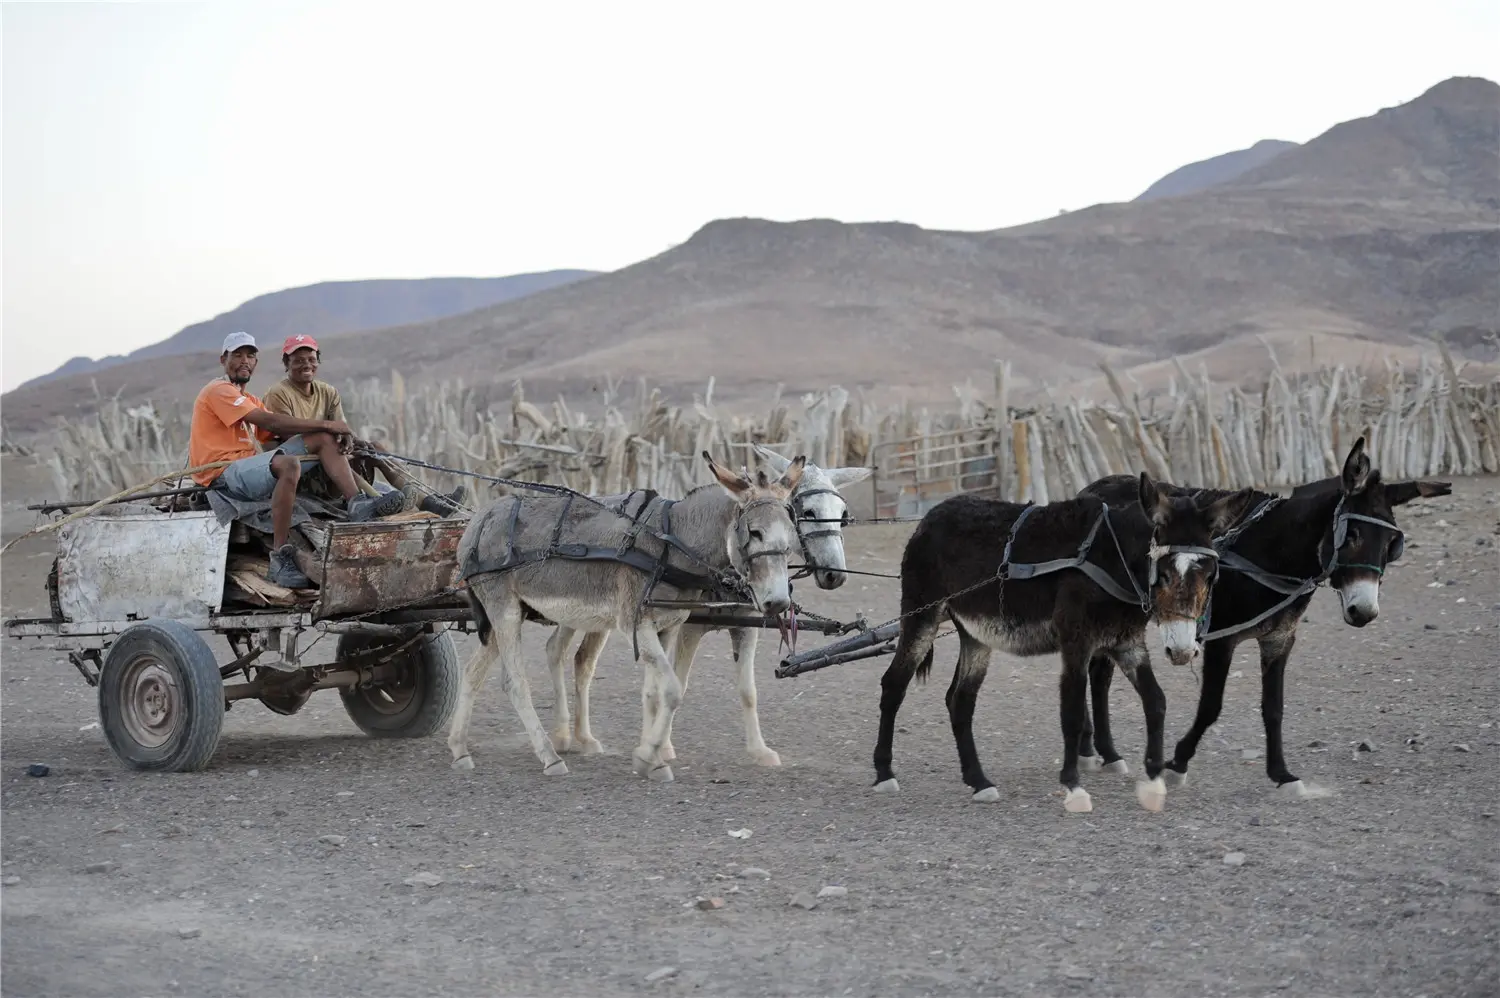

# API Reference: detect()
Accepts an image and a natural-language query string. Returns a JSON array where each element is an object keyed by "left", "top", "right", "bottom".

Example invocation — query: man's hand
[{"left": 321, "top": 419, "right": 354, "bottom": 438}]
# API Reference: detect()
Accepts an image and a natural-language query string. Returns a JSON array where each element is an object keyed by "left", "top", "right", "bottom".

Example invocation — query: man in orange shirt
[{"left": 190, "top": 332, "right": 403, "bottom": 588}]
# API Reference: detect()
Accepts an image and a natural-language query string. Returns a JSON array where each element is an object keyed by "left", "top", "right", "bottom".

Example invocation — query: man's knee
[
  {"left": 301, "top": 430, "right": 335, "bottom": 449},
  {"left": 270, "top": 453, "right": 302, "bottom": 481}
]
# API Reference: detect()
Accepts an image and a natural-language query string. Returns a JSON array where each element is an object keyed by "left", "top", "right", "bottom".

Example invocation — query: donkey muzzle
[
  {"left": 1339, "top": 579, "right": 1380, "bottom": 627},
  {"left": 1159, "top": 618, "right": 1202, "bottom": 666}
]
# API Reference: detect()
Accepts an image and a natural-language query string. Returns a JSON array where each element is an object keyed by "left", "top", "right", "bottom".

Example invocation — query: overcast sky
[{"left": 3, "top": 1, "right": 1497, "bottom": 391}]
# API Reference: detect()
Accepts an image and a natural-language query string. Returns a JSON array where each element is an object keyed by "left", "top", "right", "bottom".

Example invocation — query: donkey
[
  {"left": 447, "top": 452, "right": 806, "bottom": 781},
  {"left": 1075, "top": 437, "right": 1451, "bottom": 797},
  {"left": 542, "top": 446, "right": 872, "bottom": 767},
  {"left": 873, "top": 473, "right": 1254, "bottom": 813}
]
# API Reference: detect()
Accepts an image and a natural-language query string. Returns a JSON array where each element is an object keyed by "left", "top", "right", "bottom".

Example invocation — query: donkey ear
[
  {"left": 1384, "top": 479, "right": 1452, "bottom": 506},
  {"left": 1205, "top": 487, "right": 1256, "bottom": 536},
  {"left": 752, "top": 444, "right": 792, "bottom": 475},
  {"left": 826, "top": 465, "right": 873, "bottom": 490},
  {"left": 704, "top": 451, "right": 752, "bottom": 496},
  {"left": 777, "top": 455, "right": 807, "bottom": 493},
  {"left": 1341, "top": 437, "right": 1372, "bottom": 495},
  {"left": 1137, "top": 471, "right": 1167, "bottom": 526}
]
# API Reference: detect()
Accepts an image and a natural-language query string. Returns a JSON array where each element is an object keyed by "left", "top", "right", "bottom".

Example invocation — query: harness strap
[
  {"left": 1000, "top": 503, "right": 1152, "bottom": 612},
  {"left": 1201, "top": 582, "right": 1317, "bottom": 642},
  {"left": 1215, "top": 549, "right": 1310, "bottom": 594}
]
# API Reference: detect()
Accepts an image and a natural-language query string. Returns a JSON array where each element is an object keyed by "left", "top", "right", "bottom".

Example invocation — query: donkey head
[
  {"left": 753, "top": 444, "right": 872, "bottom": 590},
  {"left": 1324, "top": 437, "right": 1450, "bottom": 627},
  {"left": 1138, "top": 473, "right": 1255, "bottom": 666},
  {"left": 703, "top": 450, "right": 806, "bottom": 615}
]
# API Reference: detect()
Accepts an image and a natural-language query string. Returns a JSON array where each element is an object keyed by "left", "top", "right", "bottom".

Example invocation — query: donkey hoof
[
  {"left": 971, "top": 786, "right": 1001, "bottom": 803},
  {"left": 551, "top": 731, "right": 575, "bottom": 753},
  {"left": 1136, "top": 777, "right": 1167, "bottom": 812},
  {"left": 577, "top": 738, "right": 606, "bottom": 757},
  {"left": 1063, "top": 787, "right": 1093, "bottom": 813},
  {"left": 659, "top": 744, "right": 677, "bottom": 763},
  {"left": 451, "top": 755, "right": 475, "bottom": 772},
  {"left": 750, "top": 748, "right": 782, "bottom": 768},
  {"left": 1101, "top": 759, "right": 1130, "bottom": 776},
  {"left": 1278, "top": 779, "right": 1332, "bottom": 800},
  {"left": 543, "top": 760, "right": 570, "bottom": 777},
  {"left": 873, "top": 778, "right": 900, "bottom": 794},
  {"left": 648, "top": 764, "right": 675, "bottom": 783},
  {"left": 1077, "top": 755, "right": 1103, "bottom": 772},
  {"left": 1162, "top": 768, "right": 1188, "bottom": 788}
]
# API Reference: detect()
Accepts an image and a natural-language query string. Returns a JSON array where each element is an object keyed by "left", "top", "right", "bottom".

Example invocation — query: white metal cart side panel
[{"left": 56, "top": 508, "right": 231, "bottom": 622}]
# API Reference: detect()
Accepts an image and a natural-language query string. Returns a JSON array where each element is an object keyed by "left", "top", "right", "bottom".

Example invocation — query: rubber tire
[
  {"left": 98, "top": 620, "right": 225, "bottom": 772},
  {"left": 335, "top": 630, "right": 461, "bottom": 738}
]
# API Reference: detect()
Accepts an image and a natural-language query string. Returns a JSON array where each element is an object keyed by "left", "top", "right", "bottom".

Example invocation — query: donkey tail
[
  {"left": 465, "top": 588, "right": 493, "bottom": 646},
  {"left": 913, "top": 644, "right": 936, "bottom": 683},
  {"left": 890, "top": 600, "right": 942, "bottom": 686}
]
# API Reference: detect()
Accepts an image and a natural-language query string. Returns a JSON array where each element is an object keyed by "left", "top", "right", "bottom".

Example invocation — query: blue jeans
[{"left": 215, "top": 435, "right": 319, "bottom": 502}]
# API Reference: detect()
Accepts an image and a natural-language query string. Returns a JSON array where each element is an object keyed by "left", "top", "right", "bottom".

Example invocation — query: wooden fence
[{"left": 17, "top": 348, "right": 1500, "bottom": 509}]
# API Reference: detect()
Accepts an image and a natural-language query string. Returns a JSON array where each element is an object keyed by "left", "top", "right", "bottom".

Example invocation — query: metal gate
[{"left": 870, "top": 426, "right": 1003, "bottom": 519}]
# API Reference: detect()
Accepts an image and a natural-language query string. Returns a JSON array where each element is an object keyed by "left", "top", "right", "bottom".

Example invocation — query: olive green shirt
[{"left": 261, "top": 378, "right": 347, "bottom": 441}]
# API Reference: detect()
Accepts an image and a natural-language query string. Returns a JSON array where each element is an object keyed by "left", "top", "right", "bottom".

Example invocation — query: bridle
[
  {"left": 1325, "top": 494, "right": 1405, "bottom": 575},
  {"left": 1145, "top": 540, "right": 1221, "bottom": 637},
  {"left": 787, "top": 486, "right": 851, "bottom": 580},
  {"left": 730, "top": 496, "right": 798, "bottom": 571}
]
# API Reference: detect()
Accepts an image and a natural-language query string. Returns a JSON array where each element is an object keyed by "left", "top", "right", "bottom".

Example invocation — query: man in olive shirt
[{"left": 263, "top": 335, "right": 466, "bottom": 516}]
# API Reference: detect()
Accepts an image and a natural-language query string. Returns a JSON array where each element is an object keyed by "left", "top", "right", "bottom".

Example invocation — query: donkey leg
[
  {"left": 447, "top": 632, "right": 501, "bottom": 771},
  {"left": 873, "top": 608, "right": 942, "bottom": 793},
  {"left": 636, "top": 627, "right": 679, "bottom": 761},
  {"left": 1058, "top": 642, "right": 1094, "bottom": 813},
  {"left": 1122, "top": 646, "right": 1168, "bottom": 812},
  {"left": 1164, "top": 638, "right": 1236, "bottom": 786},
  {"left": 729, "top": 627, "right": 780, "bottom": 766},
  {"left": 1260, "top": 632, "right": 1324, "bottom": 798},
  {"left": 632, "top": 625, "right": 682, "bottom": 782},
  {"left": 1085, "top": 653, "right": 1126, "bottom": 773},
  {"left": 572, "top": 630, "right": 609, "bottom": 755},
  {"left": 492, "top": 611, "right": 567, "bottom": 776},
  {"left": 657, "top": 624, "right": 697, "bottom": 763},
  {"left": 545, "top": 625, "right": 576, "bottom": 752},
  {"left": 1077, "top": 663, "right": 1099, "bottom": 769},
  {"left": 946, "top": 624, "right": 997, "bottom": 801}
]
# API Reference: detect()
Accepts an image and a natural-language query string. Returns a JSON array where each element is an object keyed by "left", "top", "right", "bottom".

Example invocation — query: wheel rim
[
  {"left": 353, "top": 657, "right": 420, "bottom": 716},
  {"left": 119, "top": 653, "right": 183, "bottom": 749}
]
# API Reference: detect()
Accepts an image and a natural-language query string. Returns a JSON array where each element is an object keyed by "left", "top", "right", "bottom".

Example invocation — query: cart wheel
[
  {"left": 98, "top": 621, "right": 224, "bottom": 772},
  {"left": 335, "top": 630, "right": 461, "bottom": 738}
]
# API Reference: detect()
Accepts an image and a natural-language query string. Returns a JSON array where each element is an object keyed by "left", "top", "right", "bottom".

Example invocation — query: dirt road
[{"left": 2, "top": 469, "right": 1497, "bottom": 997}]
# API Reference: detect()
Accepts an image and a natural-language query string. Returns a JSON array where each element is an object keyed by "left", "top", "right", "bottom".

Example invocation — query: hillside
[
  {"left": 1135, "top": 139, "right": 1299, "bottom": 200},
  {"left": 16, "top": 270, "right": 599, "bottom": 389},
  {"left": 4, "top": 76, "right": 1496, "bottom": 433}
]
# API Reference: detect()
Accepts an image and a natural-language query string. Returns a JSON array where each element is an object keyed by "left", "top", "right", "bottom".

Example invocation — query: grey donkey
[
  {"left": 542, "top": 447, "right": 872, "bottom": 767},
  {"left": 447, "top": 451, "right": 807, "bottom": 781}
]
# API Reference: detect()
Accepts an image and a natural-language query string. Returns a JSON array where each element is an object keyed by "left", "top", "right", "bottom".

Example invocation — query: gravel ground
[{"left": 2, "top": 470, "right": 1496, "bottom": 998}]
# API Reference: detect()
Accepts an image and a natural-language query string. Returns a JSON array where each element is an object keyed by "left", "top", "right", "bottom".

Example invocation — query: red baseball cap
[{"left": 282, "top": 334, "right": 320, "bottom": 357}]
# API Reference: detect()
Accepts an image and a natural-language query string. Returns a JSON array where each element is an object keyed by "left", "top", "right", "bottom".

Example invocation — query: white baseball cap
[{"left": 221, "top": 331, "right": 257, "bottom": 355}]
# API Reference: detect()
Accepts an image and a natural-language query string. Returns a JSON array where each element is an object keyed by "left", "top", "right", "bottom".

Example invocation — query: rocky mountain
[
  {"left": 1135, "top": 139, "right": 1299, "bottom": 201},
  {"left": 4, "top": 77, "right": 1495, "bottom": 433},
  {"left": 17, "top": 271, "right": 599, "bottom": 389}
]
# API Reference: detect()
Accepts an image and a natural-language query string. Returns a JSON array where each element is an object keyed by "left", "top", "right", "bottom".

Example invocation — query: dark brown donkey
[
  {"left": 873, "top": 473, "right": 1252, "bottom": 813},
  {"left": 1075, "top": 438, "right": 1451, "bottom": 797}
]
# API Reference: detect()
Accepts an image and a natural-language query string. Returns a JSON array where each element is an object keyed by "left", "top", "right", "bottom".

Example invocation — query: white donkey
[
  {"left": 542, "top": 446, "right": 872, "bottom": 767},
  {"left": 447, "top": 452, "right": 806, "bottom": 781}
]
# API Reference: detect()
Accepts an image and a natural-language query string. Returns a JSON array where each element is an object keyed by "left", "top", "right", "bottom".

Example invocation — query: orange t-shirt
[{"left": 188, "top": 380, "right": 275, "bottom": 485}]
